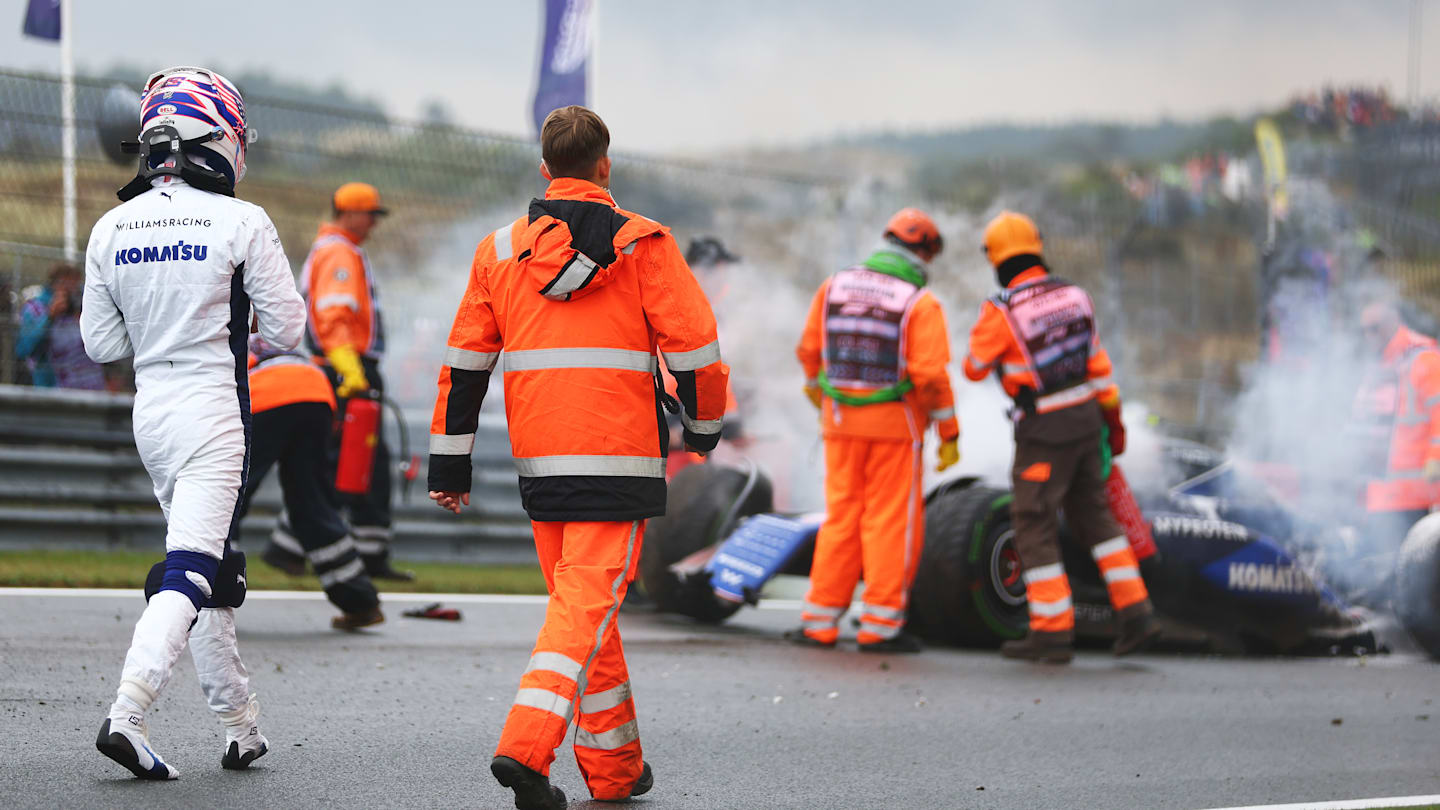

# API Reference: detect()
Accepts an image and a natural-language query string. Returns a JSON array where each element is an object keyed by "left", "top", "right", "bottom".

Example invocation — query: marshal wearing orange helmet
[
  {"left": 792, "top": 208, "right": 961, "bottom": 654},
  {"left": 964, "top": 211, "right": 1159, "bottom": 663},
  {"left": 298, "top": 182, "right": 410, "bottom": 581},
  {"left": 428, "top": 106, "right": 727, "bottom": 809}
]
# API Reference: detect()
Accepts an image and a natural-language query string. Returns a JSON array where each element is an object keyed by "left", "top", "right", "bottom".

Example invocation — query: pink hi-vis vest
[
  {"left": 820, "top": 267, "right": 924, "bottom": 400},
  {"left": 993, "top": 277, "right": 1094, "bottom": 394}
]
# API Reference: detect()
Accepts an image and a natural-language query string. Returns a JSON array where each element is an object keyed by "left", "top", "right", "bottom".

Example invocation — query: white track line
[
  {"left": 0, "top": 587, "right": 805, "bottom": 610},
  {"left": 1200, "top": 795, "right": 1440, "bottom": 810}
]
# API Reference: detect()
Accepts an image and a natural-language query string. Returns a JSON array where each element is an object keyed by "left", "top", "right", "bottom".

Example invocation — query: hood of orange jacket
[{"left": 516, "top": 179, "right": 666, "bottom": 302}]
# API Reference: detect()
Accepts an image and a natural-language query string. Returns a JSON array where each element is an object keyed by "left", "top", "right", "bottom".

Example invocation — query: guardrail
[{"left": 0, "top": 383, "right": 535, "bottom": 564}]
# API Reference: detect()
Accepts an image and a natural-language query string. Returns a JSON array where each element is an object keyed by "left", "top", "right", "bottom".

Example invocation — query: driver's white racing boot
[
  {"left": 219, "top": 694, "right": 269, "bottom": 770},
  {"left": 96, "top": 713, "right": 180, "bottom": 780}
]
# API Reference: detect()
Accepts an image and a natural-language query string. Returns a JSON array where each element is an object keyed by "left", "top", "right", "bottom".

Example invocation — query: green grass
[{"left": 0, "top": 549, "right": 547, "bottom": 594}]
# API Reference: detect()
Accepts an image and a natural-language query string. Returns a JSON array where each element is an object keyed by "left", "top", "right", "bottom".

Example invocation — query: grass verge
[{"left": 0, "top": 549, "right": 547, "bottom": 595}]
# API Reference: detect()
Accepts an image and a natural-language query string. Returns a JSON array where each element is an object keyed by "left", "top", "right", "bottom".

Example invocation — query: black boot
[
  {"left": 782, "top": 627, "right": 836, "bottom": 649},
  {"left": 1000, "top": 630, "right": 1074, "bottom": 663},
  {"left": 858, "top": 632, "right": 924, "bottom": 654},
  {"left": 491, "top": 756, "right": 566, "bottom": 810},
  {"left": 597, "top": 761, "right": 654, "bottom": 802},
  {"left": 1113, "top": 605, "right": 1162, "bottom": 657}
]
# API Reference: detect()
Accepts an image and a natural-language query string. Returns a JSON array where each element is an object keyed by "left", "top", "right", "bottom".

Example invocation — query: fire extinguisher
[{"left": 336, "top": 393, "right": 381, "bottom": 495}]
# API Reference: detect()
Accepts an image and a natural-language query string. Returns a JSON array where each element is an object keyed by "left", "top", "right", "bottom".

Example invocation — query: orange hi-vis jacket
[
  {"left": 246, "top": 351, "right": 337, "bottom": 414},
  {"left": 428, "top": 178, "right": 729, "bottom": 521},
  {"left": 300, "top": 223, "right": 384, "bottom": 359},
  {"left": 1360, "top": 325, "right": 1440, "bottom": 512},
  {"left": 796, "top": 250, "right": 960, "bottom": 443},
  {"left": 963, "top": 266, "right": 1118, "bottom": 414}
]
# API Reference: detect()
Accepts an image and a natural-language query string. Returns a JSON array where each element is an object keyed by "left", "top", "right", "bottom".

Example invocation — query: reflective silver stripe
[
  {"left": 492, "top": 224, "right": 513, "bottom": 261},
  {"left": 270, "top": 523, "right": 304, "bottom": 555},
  {"left": 444, "top": 346, "right": 498, "bottom": 372},
  {"left": 525, "top": 651, "right": 584, "bottom": 682},
  {"left": 680, "top": 411, "right": 722, "bottom": 435},
  {"left": 579, "top": 682, "right": 632, "bottom": 714},
  {"left": 1102, "top": 565, "right": 1141, "bottom": 584},
  {"left": 1091, "top": 376, "right": 1115, "bottom": 391},
  {"left": 352, "top": 539, "right": 385, "bottom": 555},
  {"left": 861, "top": 603, "right": 904, "bottom": 621},
  {"left": 1022, "top": 562, "right": 1065, "bottom": 585},
  {"left": 513, "top": 687, "right": 574, "bottom": 722},
  {"left": 966, "top": 354, "right": 995, "bottom": 372},
  {"left": 805, "top": 377, "right": 818, "bottom": 387},
  {"left": 859, "top": 620, "right": 900, "bottom": 639},
  {"left": 514, "top": 455, "right": 665, "bottom": 478},
  {"left": 662, "top": 340, "right": 721, "bottom": 371},
  {"left": 929, "top": 407, "right": 955, "bottom": 422},
  {"left": 803, "top": 618, "right": 837, "bottom": 631},
  {"left": 1386, "top": 470, "right": 1428, "bottom": 480},
  {"left": 430, "top": 433, "right": 475, "bottom": 455},
  {"left": 1090, "top": 536, "right": 1130, "bottom": 560},
  {"left": 317, "top": 558, "right": 365, "bottom": 587},
  {"left": 503, "top": 347, "right": 656, "bottom": 373},
  {"left": 1001, "top": 362, "right": 1032, "bottom": 375},
  {"left": 1037, "top": 383, "right": 1094, "bottom": 411},
  {"left": 1425, "top": 394, "right": 1440, "bottom": 410},
  {"left": 1029, "top": 595, "right": 1074, "bottom": 617},
  {"left": 315, "top": 293, "right": 360, "bottom": 311},
  {"left": 307, "top": 536, "right": 357, "bottom": 566},
  {"left": 352, "top": 526, "right": 392, "bottom": 540},
  {"left": 575, "top": 719, "right": 640, "bottom": 751},
  {"left": 801, "top": 601, "right": 844, "bottom": 618},
  {"left": 541, "top": 253, "right": 600, "bottom": 300},
  {"left": 1432, "top": 437, "right": 1440, "bottom": 446},
  {"left": 621, "top": 241, "right": 637, "bottom": 255}
]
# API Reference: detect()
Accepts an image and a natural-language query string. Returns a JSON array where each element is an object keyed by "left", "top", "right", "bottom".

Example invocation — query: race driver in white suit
[{"left": 81, "top": 66, "right": 305, "bottom": 780}]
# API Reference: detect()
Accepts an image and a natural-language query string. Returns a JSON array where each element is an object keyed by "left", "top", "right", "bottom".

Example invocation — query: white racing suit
[{"left": 81, "top": 178, "right": 305, "bottom": 722}]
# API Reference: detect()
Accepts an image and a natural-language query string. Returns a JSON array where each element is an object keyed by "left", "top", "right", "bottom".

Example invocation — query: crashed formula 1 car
[{"left": 637, "top": 441, "right": 1440, "bottom": 660}]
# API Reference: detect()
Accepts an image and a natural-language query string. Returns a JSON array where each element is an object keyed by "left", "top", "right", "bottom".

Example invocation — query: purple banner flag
[
  {"left": 532, "top": 0, "right": 593, "bottom": 136},
  {"left": 22, "top": 0, "right": 61, "bottom": 41}
]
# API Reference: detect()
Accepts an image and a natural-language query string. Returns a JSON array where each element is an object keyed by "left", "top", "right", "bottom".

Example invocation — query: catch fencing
[{"left": 6, "top": 67, "right": 1440, "bottom": 449}]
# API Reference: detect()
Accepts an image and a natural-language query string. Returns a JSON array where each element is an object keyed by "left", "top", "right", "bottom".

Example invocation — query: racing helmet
[
  {"left": 883, "top": 208, "right": 944, "bottom": 263},
  {"left": 982, "top": 211, "right": 1044, "bottom": 267},
  {"left": 134, "top": 66, "right": 254, "bottom": 187}
]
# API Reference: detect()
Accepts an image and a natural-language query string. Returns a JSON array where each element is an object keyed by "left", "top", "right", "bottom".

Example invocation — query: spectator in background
[{"left": 17, "top": 263, "right": 106, "bottom": 390}]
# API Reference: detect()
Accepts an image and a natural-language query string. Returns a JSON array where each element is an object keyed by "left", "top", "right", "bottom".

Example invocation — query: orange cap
[
  {"left": 982, "top": 211, "right": 1043, "bottom": 266},
  {"left": 333, "top": 182, "right": 388, "bottom": 215}
]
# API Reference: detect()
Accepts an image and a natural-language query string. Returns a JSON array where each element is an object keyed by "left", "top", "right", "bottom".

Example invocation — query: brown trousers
[{"left": 1009, "top": 433, "right": 1124, "bottom": 569}]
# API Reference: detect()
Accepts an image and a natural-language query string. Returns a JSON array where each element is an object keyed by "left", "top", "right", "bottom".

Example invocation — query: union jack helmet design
[{"left": 138, "top": 66, "right": 255, "bottom": 185}]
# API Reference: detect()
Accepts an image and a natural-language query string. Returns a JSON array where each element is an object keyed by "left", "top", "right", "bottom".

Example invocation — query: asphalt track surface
[{"left": 1, "top": 590, "right": 1437, "bottom": 810}]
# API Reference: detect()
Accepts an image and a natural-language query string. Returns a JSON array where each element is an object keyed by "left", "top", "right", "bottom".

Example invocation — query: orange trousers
[
  {"left": 802, "top": 436, "right": 924, "bottom": 645},
  {"left": 495, "top": 520, "right": 645, "bottom": 800}
]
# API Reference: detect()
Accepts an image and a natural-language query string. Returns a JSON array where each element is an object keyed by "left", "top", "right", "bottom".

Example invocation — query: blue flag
[
  {"left": 22, "top": 0, "right": 61, "bottom": 41},
  {"left": 532, "top": 0, "right": 593, "bottom": 136}
]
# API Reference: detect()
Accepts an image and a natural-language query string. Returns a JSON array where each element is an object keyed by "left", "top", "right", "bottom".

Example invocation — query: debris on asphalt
[
  {"left": 1330, "top": 717, "right": 1343, "bottom": 725},
  {"left": 402, "top": 602, "right": 462, "bottom": 621}
]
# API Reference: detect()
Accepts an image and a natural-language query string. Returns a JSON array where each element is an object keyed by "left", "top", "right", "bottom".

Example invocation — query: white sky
[{"left": 4, "top": 0, "right": 1438, "bottom": 154}]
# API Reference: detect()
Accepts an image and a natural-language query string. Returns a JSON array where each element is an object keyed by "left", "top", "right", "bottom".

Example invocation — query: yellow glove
[
  {"left": 1426, "top": 459, "right": 1440, "bottom": 484},
  {"left": 937, "top": 438, "right": 961, "bottom": 472},
  {"left": 804, "top": 384, "right": 823, "bottom": 410},
  {"left": 327, "top": 345, "right": 370, "bottom": 398}
]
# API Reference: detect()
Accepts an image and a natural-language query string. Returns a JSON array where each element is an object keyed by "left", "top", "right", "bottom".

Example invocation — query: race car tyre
[
  {"left": 907, "top": 484, "right": 1029, "bottom": 646},
  {"left": 639, "top": 462, "right": 772, "bottom": 623},
  {"left": 1396, "top": 513, "right": 1440, "bottom": 661}
]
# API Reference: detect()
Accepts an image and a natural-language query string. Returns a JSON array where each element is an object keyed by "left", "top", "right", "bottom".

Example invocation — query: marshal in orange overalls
[
  {"left": 795, "top": 209, "right": 960, "bottom": 652},
  {"left": 429, "top": 177, "right": 727, "bottom": 800}
]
